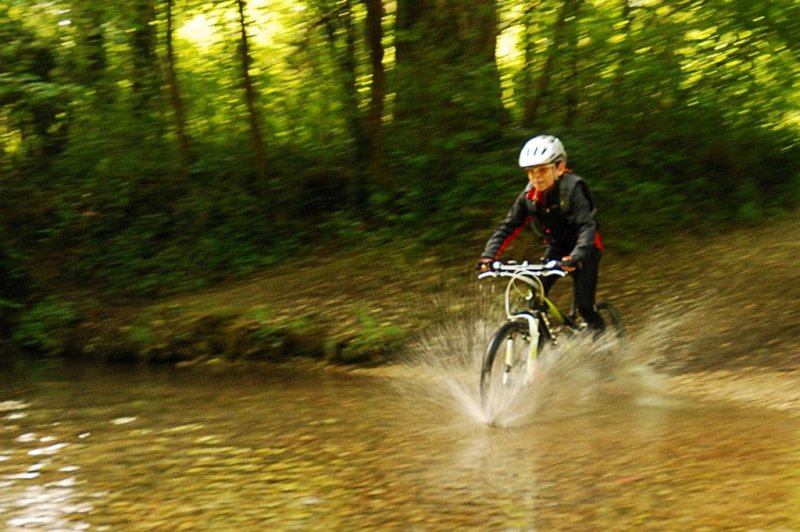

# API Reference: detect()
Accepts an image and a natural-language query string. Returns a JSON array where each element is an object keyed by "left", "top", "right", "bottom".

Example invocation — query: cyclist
[{"left": 476, "top": 135, "right": 606, "bottom": 333}]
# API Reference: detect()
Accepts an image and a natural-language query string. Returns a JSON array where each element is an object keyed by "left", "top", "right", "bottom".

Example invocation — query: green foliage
[
  {"left": 128, "top": 324, "right": 154, "bottom": 346},
  {"left": 0, "top": 0, "right": 797, "bottom": 304},
  {"left": 12, "top": 297, "right": 78, "bottom": 355},
  {"left": 337, "top": 308, "right": 407, "bottom": 364},
  {"left": 0, "top": 230, "right": 33, "bottom": 336}
]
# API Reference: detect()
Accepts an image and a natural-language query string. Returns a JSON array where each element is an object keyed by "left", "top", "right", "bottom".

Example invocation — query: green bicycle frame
[
  {"left": 508, "top": 288, "right": 576, "bottom": 381},
  {"left": 542, "top": 296, "right": 569, "bottom": 325}
]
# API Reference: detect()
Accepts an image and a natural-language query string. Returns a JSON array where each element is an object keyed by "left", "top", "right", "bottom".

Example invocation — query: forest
[{"left": 1, "top": 0, "right": 798, "bottom": 355}]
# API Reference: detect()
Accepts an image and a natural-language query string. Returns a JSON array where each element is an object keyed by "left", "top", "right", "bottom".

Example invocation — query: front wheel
[{"left": 480, "top": 318, "right": 544, "bottom": 403}]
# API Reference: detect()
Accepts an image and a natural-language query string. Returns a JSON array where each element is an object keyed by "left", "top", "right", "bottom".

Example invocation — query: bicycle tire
[
  {"left": 596, "top": 301, "right": 625, "bottom": 339},
  {"left": 480, "top": 319, "right": 543, "bottom": 402}
]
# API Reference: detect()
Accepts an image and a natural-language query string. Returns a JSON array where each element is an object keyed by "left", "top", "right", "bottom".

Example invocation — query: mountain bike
[{"left": 477, "top": 260, "right": 624, "bottom": 402}]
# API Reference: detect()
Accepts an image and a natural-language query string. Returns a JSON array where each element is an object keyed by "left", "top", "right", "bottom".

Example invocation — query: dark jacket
[{"left": 481, "top": 173, "right": 601, "bottom": 262}]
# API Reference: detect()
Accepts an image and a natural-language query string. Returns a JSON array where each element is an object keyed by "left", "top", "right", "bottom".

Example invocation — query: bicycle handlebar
[{"left": 477, "top": 260, "right": 569, "bottom": 280}]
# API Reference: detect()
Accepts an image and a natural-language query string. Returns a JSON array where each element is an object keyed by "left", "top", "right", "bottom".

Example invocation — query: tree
[
  {"left": 68, "top": 1, "right": 111, "bottom": 102},
  {"left": 130, "top": 0, "right": 160, "bottom": 114},
  {"left": 0, "top": 6, "right": 68, "bottom": 165},
  {"left": 363, "top": 0, "right": 388, "bottom": 189},
  {"left": 315, "top": 0, "right": 371, "bottom": 209},
  {"left": 394, "top": 0, "right": 504, "bottom": 134},
  {"left": 164, "top": 0, "right": 191, "bottom": 177},
  {"left": 0, "top": 0, "right": 798, "bottom": 300},
  {"left": 235, "top": 0, "right": 268, "bottom": 192},
  {"left": 393, "top": 0, "right": 506, "bottom": 213},
  {"left": 521, "top": 0, "right": 583, "bottom": 128}
]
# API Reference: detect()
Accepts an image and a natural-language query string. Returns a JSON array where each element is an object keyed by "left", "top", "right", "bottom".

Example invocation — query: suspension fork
[{"left": 505, "top": 313, "right": 540, "bottom": 385}]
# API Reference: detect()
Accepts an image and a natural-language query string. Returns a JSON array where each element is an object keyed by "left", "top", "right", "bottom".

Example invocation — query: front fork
[{"left": 504, "top": 313, "right": 541, "bottom": 385}]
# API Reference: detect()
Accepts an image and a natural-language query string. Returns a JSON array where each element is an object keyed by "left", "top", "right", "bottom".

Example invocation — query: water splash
[{"left": 396, "top": 292, "right": 695, "bottom": 429}]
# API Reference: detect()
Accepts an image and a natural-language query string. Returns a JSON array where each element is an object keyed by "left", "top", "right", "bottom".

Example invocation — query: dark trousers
[{"left": 541, "top": 247, "right": 605, "bottom": 332}]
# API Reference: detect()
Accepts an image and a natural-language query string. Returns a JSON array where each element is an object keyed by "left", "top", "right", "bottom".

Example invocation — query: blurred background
[
  {"left": 1, "top": 0, "right": 798, "bottom": 339},
  {"left": 2, "top": 5, "right": 800, "bottom": 528}
]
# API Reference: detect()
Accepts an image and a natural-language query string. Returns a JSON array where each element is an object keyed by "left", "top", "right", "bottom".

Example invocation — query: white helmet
[{"left": 518, "top": 135, "right": 567, "bottom": 167}]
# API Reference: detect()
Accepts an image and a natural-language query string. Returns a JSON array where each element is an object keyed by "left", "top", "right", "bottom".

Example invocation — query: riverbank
[{"left": 16, "top": 212, "right": 800, "bottom": 412}]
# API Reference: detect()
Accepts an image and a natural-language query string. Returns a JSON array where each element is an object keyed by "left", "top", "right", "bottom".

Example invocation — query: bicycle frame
[
  {"left": 479, "top": 260, "right": 570, "bottom": 321},
  {"left": 479, "top": 261, "right": 571, "bottom": 382},
  {"left": 479, "top": 260, "right": 624, "bottom": 398}
]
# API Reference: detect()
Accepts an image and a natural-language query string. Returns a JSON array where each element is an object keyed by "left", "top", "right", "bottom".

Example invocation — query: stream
[{"left": 1, "top": 353, "right": 799, "bottom": 530}]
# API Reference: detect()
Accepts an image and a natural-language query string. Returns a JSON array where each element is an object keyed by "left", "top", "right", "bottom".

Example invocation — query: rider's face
[{"left": 526, "top": 162, "right": 563, "bottom": 192}]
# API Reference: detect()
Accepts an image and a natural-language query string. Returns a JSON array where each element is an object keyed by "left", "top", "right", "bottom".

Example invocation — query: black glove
[{"left": 557, "top": 256, "right": 582, "bottom": 270}]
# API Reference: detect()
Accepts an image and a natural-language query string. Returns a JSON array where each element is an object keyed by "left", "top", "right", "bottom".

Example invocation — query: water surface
[{"left": 1, "top": 358, "right": 799, "bottom": 530}]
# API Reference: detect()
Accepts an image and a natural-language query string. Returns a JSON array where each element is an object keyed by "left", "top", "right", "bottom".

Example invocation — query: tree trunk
[
  {"left": 164, "top": 0, "right": 190, "bottom": 178},
  {"left": 322, "top": 0, "right": 370, "bottom": 210},
  {"left": 396, "top": 0, "right": 502, "bottom": 126},
  {"left": 522, "top": 0, "right": 583, "bottom": 129},
  {"left": 611, "top": 0, "right": 635, "bottom": 103},
  {"left": 564, "top": 0, "right": 582, "bottom": 128},
  {"left": 393, "top": 0, "right": 429, "bottom": 124},
  {"left": 363, "top": 0, "right": 388, "bottom": 188},
  {"left": 70, "top": 3, "right": 110, "bottom": 101},
  {"left": 131, "top": 0, "right": 158, "bottom": 113},
  {"left": 392, "top": 0, "right": 505, "bottom": 213},
  {"left": 394, "top": 2, "right": 504, "bottom": 142},
  {"left": 460, "top": 0, "right": 506, "bottom": 134},
  {"left": 236, "top": 0, "right": 267, "bottom": 192}
]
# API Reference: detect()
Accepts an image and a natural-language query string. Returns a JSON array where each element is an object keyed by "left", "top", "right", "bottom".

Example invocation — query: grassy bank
[{"left": 5, "top": 211, "right": 800, "bottom": 374}]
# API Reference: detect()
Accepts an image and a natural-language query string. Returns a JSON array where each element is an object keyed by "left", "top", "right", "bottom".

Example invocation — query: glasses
[{"left": 525, "top": 165, "right": 555, "bottom": 177}]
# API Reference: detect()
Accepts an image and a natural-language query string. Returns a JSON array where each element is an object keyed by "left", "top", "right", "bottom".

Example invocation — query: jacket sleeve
[
  {"left": 568, "top": 181, "right": 598, "bottom": 263},
  {"left": 480, "top": 190, "right": 532, "bottom": 260}
]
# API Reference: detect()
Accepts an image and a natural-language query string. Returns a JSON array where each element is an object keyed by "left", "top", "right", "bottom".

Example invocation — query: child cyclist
[{"left": 476, "top": 135, "right": 606, "bottom": 334}]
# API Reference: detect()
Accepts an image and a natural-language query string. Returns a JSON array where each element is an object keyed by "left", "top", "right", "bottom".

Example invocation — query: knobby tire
[{"left": 596, "top": 301, "right": 625, "bottom": 339}]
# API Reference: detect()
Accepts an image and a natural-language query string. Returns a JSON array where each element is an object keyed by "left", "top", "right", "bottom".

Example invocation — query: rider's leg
[
  {"left": 574, "top": 248, "right": 605, "bottom": 334},
  {"left": 540, "top": 274, "right": 558, "bottom": 296},
  {"left": 540, "top": 250, "right": 561, "bottom": 296}
]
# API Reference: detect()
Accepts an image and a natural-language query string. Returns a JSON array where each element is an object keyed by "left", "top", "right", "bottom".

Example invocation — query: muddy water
[{"left": 1, "top": 357, "right": 799, "bottom": 531}]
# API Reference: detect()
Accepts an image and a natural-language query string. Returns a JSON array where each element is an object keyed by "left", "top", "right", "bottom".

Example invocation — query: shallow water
[{"left": 1, "top": 349, "right": 799, "bottom": 530}]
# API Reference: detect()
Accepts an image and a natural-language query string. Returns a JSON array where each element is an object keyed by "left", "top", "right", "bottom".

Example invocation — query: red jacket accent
[
  {"left": 494, "top": 216, "right": 531, "bottom": 259},
  {"left": 595, "top": 231, "right": 605, "bottom": 252}
]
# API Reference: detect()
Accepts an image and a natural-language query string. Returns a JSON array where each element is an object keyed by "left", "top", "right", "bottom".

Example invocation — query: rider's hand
[
  {"left": 476, "top": 257, "right": 494, "bottom": 272},
  {"left": 558, "top": 255, "right": 580, "bottom": 273}
]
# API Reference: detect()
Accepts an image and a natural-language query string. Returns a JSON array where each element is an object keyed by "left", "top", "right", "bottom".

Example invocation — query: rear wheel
[
  {"left": 596, "top": 301, "right": 624, "bottom": 339},
  {"left": 480, "top": 319, "right": 543, "bottom": 403},
  {"left": 594, "top": 301, "right": 625, "bottom": 378}
]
